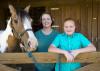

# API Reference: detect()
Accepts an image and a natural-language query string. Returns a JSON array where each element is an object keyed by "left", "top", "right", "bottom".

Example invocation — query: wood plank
[
  {"left": 0, "top": 52, "right": 99, "bottom": 64},
  {"left": 76, "top": 63, "right": 100, "bottom": 71},
  {"left": 0, "top": 64, "right": 16, "bottom": 71}
]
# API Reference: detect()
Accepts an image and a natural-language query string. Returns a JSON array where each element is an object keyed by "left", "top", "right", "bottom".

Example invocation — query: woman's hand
[{"left": 63, "top": 51, "right": 74, "bottom": 62}]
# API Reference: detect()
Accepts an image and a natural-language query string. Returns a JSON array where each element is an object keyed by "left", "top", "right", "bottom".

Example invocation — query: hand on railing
[{"left": 63, "top": 51, "right": 74, "bottom": 62}]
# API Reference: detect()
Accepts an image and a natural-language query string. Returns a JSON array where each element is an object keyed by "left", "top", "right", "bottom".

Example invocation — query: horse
[{"left": 0, "top": 4, "right": 38, "bottom": 53}]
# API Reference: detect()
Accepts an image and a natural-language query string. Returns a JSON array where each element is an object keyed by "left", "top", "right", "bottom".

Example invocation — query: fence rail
[{"left": 0, "top": 52, "right": 99, "bottom": 64}]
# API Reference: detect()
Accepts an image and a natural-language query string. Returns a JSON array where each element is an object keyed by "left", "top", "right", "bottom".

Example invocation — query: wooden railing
[
  {"left": 0, "top": 52, "right": 100, "bottom": 71},
  {"left": 0, "top": 52, "right": 100, "bottom": 64}
]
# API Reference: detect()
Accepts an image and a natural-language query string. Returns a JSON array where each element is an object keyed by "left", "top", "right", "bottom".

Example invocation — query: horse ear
[
  {"left": 24, "top": 5, "right": 30, "bottom": 13},
  {"left": 9, "top": 4, "right": 16, "bottom": 17}
]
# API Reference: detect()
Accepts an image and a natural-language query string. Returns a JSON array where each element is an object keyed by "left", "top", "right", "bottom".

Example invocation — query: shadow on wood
[
  {"left": 0, "top": 64, "right": 16, "bottom": 71},
  {"left": 76, "top": 63, "right": 100, "bottom": 71}
]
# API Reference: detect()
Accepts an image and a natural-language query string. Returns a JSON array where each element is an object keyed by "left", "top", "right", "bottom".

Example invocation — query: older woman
[{"left": 34, "top": 12, "right": 59, "bottom": 71}]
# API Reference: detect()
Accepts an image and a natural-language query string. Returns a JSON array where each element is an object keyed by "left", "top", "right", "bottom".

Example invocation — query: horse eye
[{"left": 14, "top": 19, "right": 18, "bottom": 23}]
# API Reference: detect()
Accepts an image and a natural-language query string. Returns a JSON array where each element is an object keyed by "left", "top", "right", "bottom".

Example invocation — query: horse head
[{"left": 8, "top": 4, "right": 38, "bottom": 52}]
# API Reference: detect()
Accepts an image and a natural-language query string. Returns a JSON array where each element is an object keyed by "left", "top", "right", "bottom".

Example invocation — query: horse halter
[{"left": 12, "top": 26, "right": 32, "bottom": 40}]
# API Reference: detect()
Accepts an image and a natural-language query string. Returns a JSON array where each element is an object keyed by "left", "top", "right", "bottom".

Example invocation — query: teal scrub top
[
  {"left": 34, "top": 29, "right": 59, "bottom": 71},
  {"left": 35, "top": 29, "right": 59, "bottom": 52},
  {"left": 52, "top": 33, "right": 91, "bottom": 71}
]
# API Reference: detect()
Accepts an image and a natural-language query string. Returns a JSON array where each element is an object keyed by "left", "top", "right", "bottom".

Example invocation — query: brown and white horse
[{"left": 0, "top": 5, "right": 38, "bottom": 53}]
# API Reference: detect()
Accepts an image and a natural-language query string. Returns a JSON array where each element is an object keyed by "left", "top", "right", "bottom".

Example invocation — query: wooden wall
[{"left": 47, "top": 1, "right": 100, "bottom": 50}]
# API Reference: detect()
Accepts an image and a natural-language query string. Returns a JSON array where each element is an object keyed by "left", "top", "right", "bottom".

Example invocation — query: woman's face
[
  {"left": 41, "top": 14, "right": 52, "bottom": 28},
  {"left": 64, "top": 20, "right": 75, "bottom": 35}
]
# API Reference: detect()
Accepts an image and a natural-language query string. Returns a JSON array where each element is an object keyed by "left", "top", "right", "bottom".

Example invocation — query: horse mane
[{"left": 16, "top": 9, "right": 30, "bottom": 22}]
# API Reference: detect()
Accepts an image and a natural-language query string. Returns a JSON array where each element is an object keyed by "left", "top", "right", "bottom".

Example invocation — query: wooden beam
[
  {"left": 0, "top": 52, "right": 99, "bottom": 64},
  {"left": 0, "top": 0, "right": 98, "bottom": 8},
  {"left": 76, "top": 63, "right": 100, "bottom": 71},
  {"left": 0, "top": 64, "right": 16, "bottom": 71}
]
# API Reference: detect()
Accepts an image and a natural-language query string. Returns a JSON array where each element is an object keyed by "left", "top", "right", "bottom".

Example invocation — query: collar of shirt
[{"left": 63, "top": 32, "right": 75, "bottom": 38}]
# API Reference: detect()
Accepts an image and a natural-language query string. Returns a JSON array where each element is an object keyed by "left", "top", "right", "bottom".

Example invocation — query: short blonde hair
[{"left": 64, "top": 18, "right": 76, "bottom": 26}]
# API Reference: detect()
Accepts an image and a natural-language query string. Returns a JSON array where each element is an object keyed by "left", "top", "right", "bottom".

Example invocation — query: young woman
[
  {"left": 34, "top": 12, "right": 59, "bottom": 71},
  {"left": 48, "top": 18, "right": 96, "bottom": 71}
]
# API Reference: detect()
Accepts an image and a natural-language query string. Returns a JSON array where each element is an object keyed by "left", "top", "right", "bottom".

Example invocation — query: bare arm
[
  {"left": 71, "top": 44, "right": 96, "bottom": 58},
  {"left": 48, "top": 45, "right": 74, "bottom": 62},
  {"left": 48, "top": 45, "right": 67, "bottom": 54}
]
